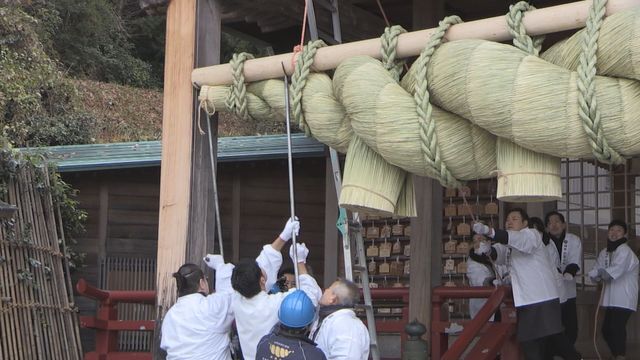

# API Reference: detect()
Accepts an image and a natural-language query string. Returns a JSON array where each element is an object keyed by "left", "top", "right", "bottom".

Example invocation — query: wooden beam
[
  {"left": 192, "top": 0, "right": 638, "bottom": 86},
  {"left": 98, "top": 182, "right": 109, "bottom": 262},
  {"left": 323, "top": 155, "right": 339, "bottom": 287},
  {"left": 156, "top": 0, "right": 197, "bottom": 308},
  {"left": 409, "top": 176, "right": 442, "bottom": 334},
  {"left": 186, "top": 0, "right": 222, "bottom": 264},
  {"left": 232, "top": 172, "right": 241, "bottom": 262}
]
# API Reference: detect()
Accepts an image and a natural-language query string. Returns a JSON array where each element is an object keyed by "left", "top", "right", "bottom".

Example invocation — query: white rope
[{"left": 282, "top": 63, "right": 301, "bottom": 289}]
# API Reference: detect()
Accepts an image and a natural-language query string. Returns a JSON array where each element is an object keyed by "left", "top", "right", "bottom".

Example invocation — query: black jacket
[{"left": 256, "top": 324, "right": 327, "bottom": 360}]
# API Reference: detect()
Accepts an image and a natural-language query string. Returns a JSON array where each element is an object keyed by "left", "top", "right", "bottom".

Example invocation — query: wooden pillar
[
  {"left": 410, "top": 0, "right": 445, "bottom": 334},
  {"left": 186, "top": 0, "right": 222, "bottom": 263},
  {"left": 98, "top": 182, "right": 109, "bottom": 264},
  {"left": 324, "top": 155, "right": 339, "bottom": 287},
  {"left": 232, "top": 171, "right": 241, "bottom": 262},
  {"left": 156, "top": 0, "right": 196, "bottom": 313},
  {"left": 154, "top": 0, "right": 221, "bottom": 357},
  {"left": 409, "top": 176, "right": 442, "bottom": 331}
]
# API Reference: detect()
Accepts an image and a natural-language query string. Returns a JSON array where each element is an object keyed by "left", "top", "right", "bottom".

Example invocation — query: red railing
[
  {"left": 431, "top": 286, "right": 520, "bottom": 360},
  {"left": 76, "top": 279, "right": 155, "bottom": 360},
  {"left": 370, "top": 287, "right": 410, "bottom": 342}
]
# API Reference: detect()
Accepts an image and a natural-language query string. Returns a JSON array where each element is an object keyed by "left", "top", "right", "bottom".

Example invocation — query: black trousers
[
  {"left": 602, "top": 306, "right": 633, "bottom": 357},
  {"left": 521, "top": 332, "right": 581, "bottom": 360},
  {"left": 561, "top": 297, "right": 578, "bottom": 345}
]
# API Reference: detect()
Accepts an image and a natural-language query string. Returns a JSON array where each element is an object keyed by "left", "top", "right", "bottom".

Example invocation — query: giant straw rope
[{"left": 199, "top": 1, "right": 640, "bottom": 216}]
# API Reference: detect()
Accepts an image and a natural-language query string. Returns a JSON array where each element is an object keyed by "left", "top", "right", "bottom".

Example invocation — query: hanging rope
[
  {"left": 200, "top": 99, "right": 225, "bottom": 260},
  {"left": 290, "top": 40, "right": 327, "bottom": 136},
  {"left": 412, "top": 16, "right": 463, "bottom": 187},
  {"left": 226, "top": 52, "right": 254, "bottom": 121},
  {"left": 577, "top": 0, "right": 624, "bottom": 165},
  {"left": 506, "top": 2, "right": 545, "bottom": 56},
  {"left": 380, "top": 25, "right": 407, "bottom": 81},
  {"left": 375, "top": 0, "right": 392, "bottom": 27},
  {"left": 291, "top": 0, "right": 311, "bottom": 69}
]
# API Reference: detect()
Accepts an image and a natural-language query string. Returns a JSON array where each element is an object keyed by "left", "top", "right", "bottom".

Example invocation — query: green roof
[{"left": 22, "top": 134, "right": 326, "bottom": 172}]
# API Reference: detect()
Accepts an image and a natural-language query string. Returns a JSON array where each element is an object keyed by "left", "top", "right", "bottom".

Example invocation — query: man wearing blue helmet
[{"left": 256, "top": 290, "right": 327, "bottom": 359}]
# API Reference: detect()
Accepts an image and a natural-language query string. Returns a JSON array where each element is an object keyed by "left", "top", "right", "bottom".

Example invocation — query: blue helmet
[{"left": 278, "top": 290, "right": 316, "bottom": 328}]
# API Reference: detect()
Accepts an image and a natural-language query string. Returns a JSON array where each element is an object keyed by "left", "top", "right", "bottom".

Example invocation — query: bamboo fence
[{"left": 0, "top": 162, "right": 82, "bottom": 360}]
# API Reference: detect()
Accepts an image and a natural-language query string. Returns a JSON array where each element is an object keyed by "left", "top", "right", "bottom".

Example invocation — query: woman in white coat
[
  {"left": 160, "top": 258, "right": 235, "bottom": 360},
  {"left": 588, "top": 220, "right": 639, "bottom": 360},
  {"left": 474, "top": 208, "right": 581, "bottom": 360}
]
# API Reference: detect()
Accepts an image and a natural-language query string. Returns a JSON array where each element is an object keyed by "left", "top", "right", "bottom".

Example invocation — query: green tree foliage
[
  {"left": 35, "top": 0, "right": 159, "bottom": 88},
  {"left": 124, "top": 12, "right": 166, "bottom": 88},
  {"left": 0, "top": 5, "right": 95, "bottom": 147},
  {"left": 221, "top": 32, "right": 273, "bottom": 64}
]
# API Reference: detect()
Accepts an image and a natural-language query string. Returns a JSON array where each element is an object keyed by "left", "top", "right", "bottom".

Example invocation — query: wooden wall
[{"left": 64, "top": 157, "right": 327, "bottom": 351}]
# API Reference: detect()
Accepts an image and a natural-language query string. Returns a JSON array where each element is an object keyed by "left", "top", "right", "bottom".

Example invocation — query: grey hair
[{"left": 333, "top": 279, "right": 360, "bottom": 306}]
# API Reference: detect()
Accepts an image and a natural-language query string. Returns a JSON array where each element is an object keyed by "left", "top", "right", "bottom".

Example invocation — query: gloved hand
[
  {"left": 588, "top": 268, "right": 601, "bottom": 283},
  {"left": 492, "top": 278, "right": 503, "bottom": 287},
  {"left": 473, "top": 222, "right": 494, "bottom": 237},
  {"left": 475, "top": 241, "right": 492, "bottom": 256},
  {"left": 279, "top": 217, "right": 300, "bottom": 242},
  {"left": 203, "top": 254, "right": 224, "bottom": 270},
  {"left": 289, "top": 242, "right": 309, "bottom": 263},
  {"left": 597, "top": 268, "right": 613, "bottom": 281},
  {"left": 563, "top": 272, "right": 574, "bottom": 281}
]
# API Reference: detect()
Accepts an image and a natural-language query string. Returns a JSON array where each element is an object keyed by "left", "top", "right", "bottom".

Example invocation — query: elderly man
[
  {"left": 311, "top": 279, "right": 370, "bottom": 359},
  {"left": 230, "top": 218, "right": 322, "bottom": 360}
]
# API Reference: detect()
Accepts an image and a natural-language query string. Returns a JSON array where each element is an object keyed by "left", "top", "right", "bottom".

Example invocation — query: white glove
[
  {"left": 475, "top": 241, "right": 492, "bottom": 256},
  {"left": 563, "top": 273, "right": 574, "bottom": 281},
  {"left": 289, "top": 242, "right": 309, "bottom": 263},
  {"left": 492, "top": 278, "right": 503, "bottom": 287},
  {"left": 203, "top": 254, "right": 224, "bottom": 270},
  {"left": 588, "top": 268, "right": 601, "bottom": 283},
  {"left": 473, "top": 222, "right": 491, "bottom": 236},
  {"left": 279, "top": 217, "right": 300, "bottom": 242}
]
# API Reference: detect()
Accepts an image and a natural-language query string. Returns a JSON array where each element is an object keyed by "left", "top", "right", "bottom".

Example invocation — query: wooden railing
[
  {"left": 76, "top": 279, "right": 155, "bottom": 360},
  {"left": 431, "top": 286, "right": 520, "bottom": 360},
  {"left": 100, "top": 257, "right": 156, "bottom": 352}
]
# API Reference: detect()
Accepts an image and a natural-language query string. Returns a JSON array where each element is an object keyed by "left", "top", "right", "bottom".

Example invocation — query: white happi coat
[
  {"left": 553, "top": 232, "right": 582, "bottom": 300},
  {"left": 503, "top": 228, "right": 559, "bottom": 307},
  {"left": 312, "top": 309, "right": 370, "bottom": 360},
  {"left": 160, "top": 263, "right": 235, "bottom": 360},
  {"left": 233, "top": 244, "right": 322, "bottom": 360},
  {"left": 589, "top": 243, "right": 639, "bottom": 311},
  {"left": 545, "top": 240, "right": 568, "bottom": 304}
]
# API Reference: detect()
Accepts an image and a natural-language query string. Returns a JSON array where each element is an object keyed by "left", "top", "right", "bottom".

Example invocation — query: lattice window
[{"left": 556, "top": 159, "right": 637, "bottom": 289}]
